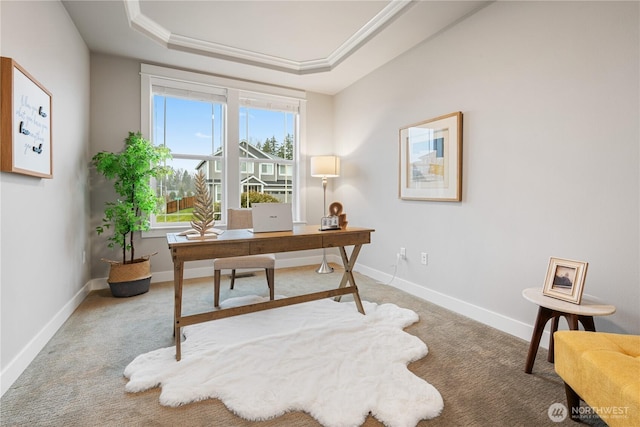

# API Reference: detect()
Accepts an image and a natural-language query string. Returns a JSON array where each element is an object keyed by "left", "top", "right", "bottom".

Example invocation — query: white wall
[
  {"left": 89, "top": 54, "right": 147, "bottom": 279},
  {"left": 334, "top": 1, "right": 639, "bottom": 337},
  {"left": 0, "top": 1, "right": 91, "bottom": 394}
]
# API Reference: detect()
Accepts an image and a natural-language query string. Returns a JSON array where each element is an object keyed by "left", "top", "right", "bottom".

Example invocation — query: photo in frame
[
  {"left": 399, "top": 112, "right": 462, "bottom": 201},
  {"left": 1, "top": 57, "right": 53, "bottom": 178},
  {"left": 542, "top": 257, "right": 588, "bottom": 304}
]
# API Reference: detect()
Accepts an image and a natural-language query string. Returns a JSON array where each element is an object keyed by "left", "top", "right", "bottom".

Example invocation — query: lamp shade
[{"left": 310, "top": 156, "right": 340, "bottom": 178}]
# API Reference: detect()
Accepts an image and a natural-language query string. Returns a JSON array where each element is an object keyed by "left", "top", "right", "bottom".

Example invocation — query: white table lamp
[{"left": 310, "top": 155, "right": 340, "bottom": 273}]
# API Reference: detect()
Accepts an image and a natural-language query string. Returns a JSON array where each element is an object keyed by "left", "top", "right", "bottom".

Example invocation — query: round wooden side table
[{"left": 522, "top": 287, "right": 616, "bottom": 374}]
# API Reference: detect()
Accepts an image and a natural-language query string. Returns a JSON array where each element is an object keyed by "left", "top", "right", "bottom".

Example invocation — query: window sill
[{"left": 142, "top": 226, "right": 190, "bottom": 239}]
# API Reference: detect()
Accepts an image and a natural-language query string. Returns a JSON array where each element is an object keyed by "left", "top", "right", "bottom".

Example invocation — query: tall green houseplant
[{"left": 92, "top": 131, "right": 171, "bottom": 265}]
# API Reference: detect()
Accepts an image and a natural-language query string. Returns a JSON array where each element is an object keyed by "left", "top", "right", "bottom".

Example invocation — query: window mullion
[{"left": 226, "top": 89, "right": 241, "bottom": 212}]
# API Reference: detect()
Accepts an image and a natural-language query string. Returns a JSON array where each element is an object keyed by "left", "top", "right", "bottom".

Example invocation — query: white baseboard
[
  {"left": 0, "top": 282, "right": 93, "bottom": 397},
  {"left": 354, "top": 264, "right": 547, "bottom": 350}
]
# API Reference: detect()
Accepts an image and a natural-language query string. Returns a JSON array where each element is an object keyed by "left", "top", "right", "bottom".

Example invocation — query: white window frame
[{"left": 140, "top": 64, "right": 307, "bottom": 237}]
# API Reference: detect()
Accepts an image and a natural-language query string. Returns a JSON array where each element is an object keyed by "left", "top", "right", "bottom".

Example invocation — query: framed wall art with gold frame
[
  {"left": 1, "top": 57, "right": 53, "bottom": 179},
  {"left": 399, "top": 111, "right": 462, "bottom": 201}
]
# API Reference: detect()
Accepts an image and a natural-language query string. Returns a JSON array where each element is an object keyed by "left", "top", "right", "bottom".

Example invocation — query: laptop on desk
[{"left": 249, "top": 203, "right": 293, "bottom": 233}]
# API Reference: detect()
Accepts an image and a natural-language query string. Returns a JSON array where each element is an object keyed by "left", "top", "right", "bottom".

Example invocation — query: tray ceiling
[{"left": 62, "top": 0, "right": 490, "bottom": 94}]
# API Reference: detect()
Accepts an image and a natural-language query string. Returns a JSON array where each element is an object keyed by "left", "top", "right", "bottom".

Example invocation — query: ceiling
[{"left": 62, "top": 0, "right": 490, "bottom": 95}]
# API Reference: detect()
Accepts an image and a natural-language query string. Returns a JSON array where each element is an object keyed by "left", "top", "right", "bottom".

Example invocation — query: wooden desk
[
  {"left": 522, "top": 287, "right": 616, "bottom": 374},
  {"left": 167, "top": 225, "right": 375, "bottom": 360}
]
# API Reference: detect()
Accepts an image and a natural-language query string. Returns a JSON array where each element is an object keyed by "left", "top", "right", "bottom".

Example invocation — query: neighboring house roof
[
  {"left": 241, "top": 175, "right": 268, "bottom": 186},
  {"left": 195, "top": 141, "right": 292, "bottom": 190}
]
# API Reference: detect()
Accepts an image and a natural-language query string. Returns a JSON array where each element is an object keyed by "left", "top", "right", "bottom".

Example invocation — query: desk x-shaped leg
[{"left": 334, "top": 244, "right": 365, "bottom": 315}]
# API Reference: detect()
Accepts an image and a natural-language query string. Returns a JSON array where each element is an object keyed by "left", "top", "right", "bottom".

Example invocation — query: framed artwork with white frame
[
  {"left": 399, "top": 111, "right": 462, "bottom": 201},
  {"left": 542, "top": 257, "right": 588, "bottom": 304}
]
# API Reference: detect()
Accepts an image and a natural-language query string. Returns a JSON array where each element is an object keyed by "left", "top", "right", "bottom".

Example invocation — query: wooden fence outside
[{"left": 166, "top": 196, "right": 195, "bottom": 214}]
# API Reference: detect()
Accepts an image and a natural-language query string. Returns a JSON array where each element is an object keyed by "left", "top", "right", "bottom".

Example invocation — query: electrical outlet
[
  {"left": 421, "top": 252, "right": 428, "bottom": 265},
  {"left": 400, "top": 247, "right": 406, "bottom": 259}
]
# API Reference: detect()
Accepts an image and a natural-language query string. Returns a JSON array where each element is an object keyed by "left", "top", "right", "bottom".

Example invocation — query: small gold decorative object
[
  {"left": 339, "top": 213, "right": 348, "bottom": 230},
  {"left": 320, "top": 202, "right": 348, "bottom": 230},
  {"left": 182, "top": 170, "right": 221, "bottom": 239},
  {"left": 328, "top": 202, "right": 348, "bottom": 229},
  {"left": 329, "top": 202, "right": 343, "bottom": 216}
]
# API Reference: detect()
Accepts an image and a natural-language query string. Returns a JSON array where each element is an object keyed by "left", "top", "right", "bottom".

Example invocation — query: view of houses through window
[
  {"left": 151, "top": 92, "right": 298, "bottom": 227},
  {"left": 239, "top": 105, "right": 295, "bottom": 209}
]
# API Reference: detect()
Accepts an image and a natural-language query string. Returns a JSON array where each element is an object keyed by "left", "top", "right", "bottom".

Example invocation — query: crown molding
[{"left": 124, "top": 0, "right": 413, "bottom": 75}]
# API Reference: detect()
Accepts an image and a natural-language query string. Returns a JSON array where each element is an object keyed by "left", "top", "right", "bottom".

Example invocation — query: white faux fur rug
[{"left": 124, "top": 295, "right": 443, "bottom": 427}]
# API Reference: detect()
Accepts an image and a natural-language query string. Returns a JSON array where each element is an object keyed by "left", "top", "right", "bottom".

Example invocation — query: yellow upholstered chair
[
  {"left": 554, "top": 330, "right": 640, "bottom": 426},
  {"left": 213, "top": 208, "right": 275, "bottom": 307}
]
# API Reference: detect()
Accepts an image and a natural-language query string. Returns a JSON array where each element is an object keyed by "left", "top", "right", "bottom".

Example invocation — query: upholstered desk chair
[{"left": 213, "top": 208, "right": 275, "bottom": 307}]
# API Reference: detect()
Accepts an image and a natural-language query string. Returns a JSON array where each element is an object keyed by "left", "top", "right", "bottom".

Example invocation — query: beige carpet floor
[{"left": 1, "top": 265, "right": 604, "bottom": 426}]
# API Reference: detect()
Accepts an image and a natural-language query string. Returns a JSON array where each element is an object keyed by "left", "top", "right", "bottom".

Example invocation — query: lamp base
[{"left": 316, "top": 250, "right": 334, "bottom": 274}]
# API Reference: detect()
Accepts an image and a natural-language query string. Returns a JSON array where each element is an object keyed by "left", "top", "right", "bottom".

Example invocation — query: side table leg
[
  {"left": 566, "top": 313, "right": 579, "bottom": 330},
  {"left": 525, "top": 306, "right": 555, "bottom": 374},
  {"left": 578, "top": 315, "right": 596, "bottom": 332},
  {"left": 548, "top": 315, "right": 560, "bottom": 363},
  {"left": 549, "top": 313, "right": 579, "bottom": 364}
]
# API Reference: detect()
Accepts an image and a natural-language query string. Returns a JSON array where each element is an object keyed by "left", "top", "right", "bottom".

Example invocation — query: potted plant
[{"left": 92, "top": 131, "right": 171, "bottom": 297}]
